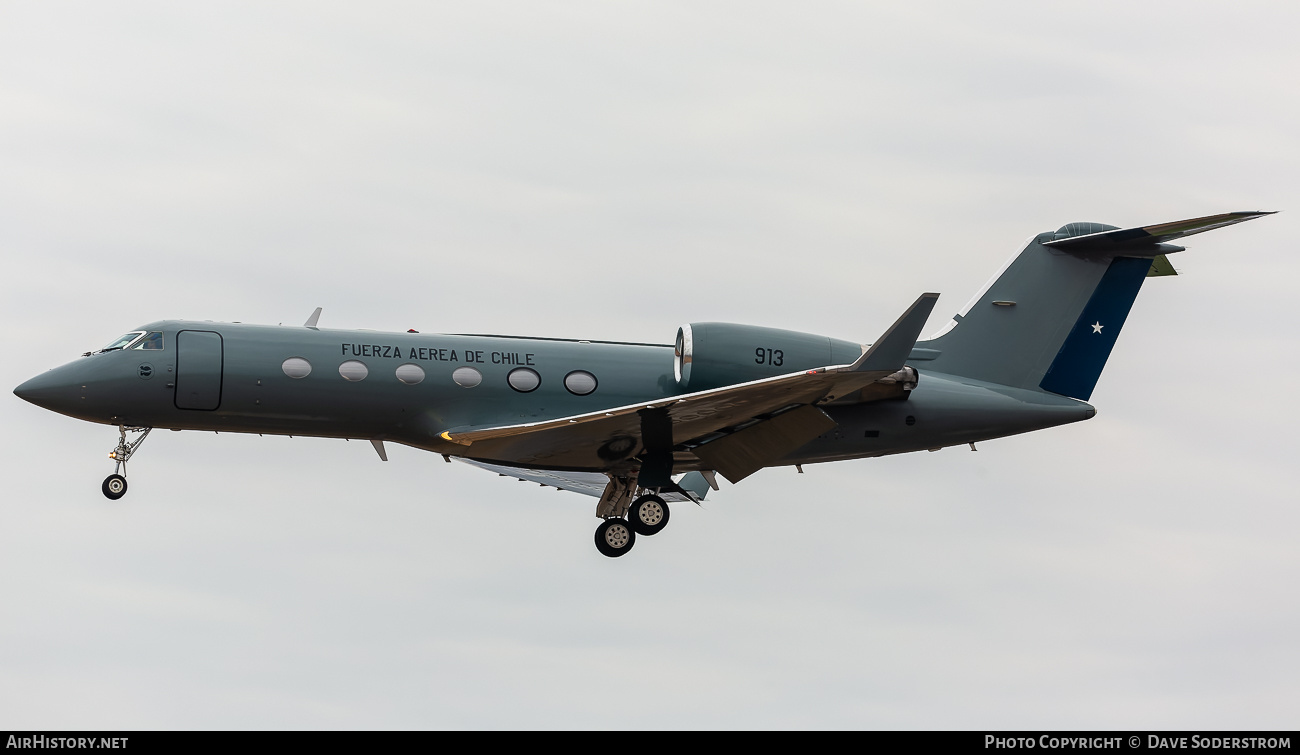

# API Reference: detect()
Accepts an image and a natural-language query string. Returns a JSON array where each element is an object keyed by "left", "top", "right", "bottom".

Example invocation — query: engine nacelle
[{"left": 674, "top": 323, "right": 865, "bottom": 392}]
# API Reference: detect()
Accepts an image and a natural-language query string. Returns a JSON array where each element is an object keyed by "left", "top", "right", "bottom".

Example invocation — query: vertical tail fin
[{"left": 917, "top": 212, "right": 1273, "bottom": 400}]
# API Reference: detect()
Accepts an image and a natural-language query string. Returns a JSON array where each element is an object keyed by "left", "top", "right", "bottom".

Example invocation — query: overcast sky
[{"left": 2, "top": 0, "right": 1297, "bottom": 729}]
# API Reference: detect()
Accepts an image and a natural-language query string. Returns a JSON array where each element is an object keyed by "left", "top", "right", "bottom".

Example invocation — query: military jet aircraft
[{"left": 14, "top": 211, "right": 1273, "bottom": 557}]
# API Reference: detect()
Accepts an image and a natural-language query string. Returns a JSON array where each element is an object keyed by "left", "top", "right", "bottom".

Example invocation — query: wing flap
[{"left": 691, "top": 405, "right": 837, "bottom": 483}]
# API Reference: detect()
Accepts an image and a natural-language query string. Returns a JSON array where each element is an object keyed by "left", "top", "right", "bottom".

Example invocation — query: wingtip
[{"left": 851, "top": 292, "right": 942, "bottom": 373}]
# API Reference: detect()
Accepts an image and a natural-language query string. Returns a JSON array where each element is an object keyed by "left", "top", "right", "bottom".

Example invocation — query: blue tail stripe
[{"left": 1039, "top": 256, "right": 1152, "bottom": 401}]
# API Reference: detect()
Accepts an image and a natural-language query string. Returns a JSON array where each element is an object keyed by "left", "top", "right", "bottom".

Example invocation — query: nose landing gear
[{"left": 103, "top": 425, "right": 151, "bottom": 500}]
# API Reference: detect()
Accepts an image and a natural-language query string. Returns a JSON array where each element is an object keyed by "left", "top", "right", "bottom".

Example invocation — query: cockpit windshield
[
  {"left": 132, "top": 332, "right": 164, "bottom": 350},
  {"left": 102, "top": 332, "right": 146, "bottom": 351}
]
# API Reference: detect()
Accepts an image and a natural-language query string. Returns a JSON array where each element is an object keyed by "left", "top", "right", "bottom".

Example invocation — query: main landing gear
[
  {"left": 102, "top": 425, "right": 151, "bottom": 500},
  {"left": 593, "top": 477, "right": 673, "bottom": 557}
]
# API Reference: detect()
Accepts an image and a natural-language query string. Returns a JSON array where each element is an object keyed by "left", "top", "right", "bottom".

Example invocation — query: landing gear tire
[
  {"left": 595, "top": 518, "right": 636, "bottom": 558},
  {"left": 102, "top": 474, "right": 128, "bottom": 500},
  {"left": 629, "top": 494, "right": 669, "bottom": 536}
]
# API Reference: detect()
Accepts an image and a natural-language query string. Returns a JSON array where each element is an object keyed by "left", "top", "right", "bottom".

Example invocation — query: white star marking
[{"left": 1091, "top": 321, "right": 1104, "bottom": 334}]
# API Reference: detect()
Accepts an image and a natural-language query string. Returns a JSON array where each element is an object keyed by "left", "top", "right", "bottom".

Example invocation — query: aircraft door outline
[{"left": 174, "top": 330, "right": 224, "bottom": 411}]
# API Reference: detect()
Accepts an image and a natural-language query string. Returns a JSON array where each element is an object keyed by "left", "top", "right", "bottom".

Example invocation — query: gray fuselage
[{"left": 15, "top": 319, "right": 1094, "bottom": 472}]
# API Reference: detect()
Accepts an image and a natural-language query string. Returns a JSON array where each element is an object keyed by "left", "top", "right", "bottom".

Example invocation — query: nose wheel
[
  {"left": 102, "top": 425, "right": 151, "bottom": 500},
  {"left": 102, "top": 474, "right": 128, "bottom": 500}
]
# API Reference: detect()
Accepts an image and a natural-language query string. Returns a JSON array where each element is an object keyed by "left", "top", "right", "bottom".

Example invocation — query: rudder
[{"left": 1038, "top": 256, "right": 1151, "bottom": 400}]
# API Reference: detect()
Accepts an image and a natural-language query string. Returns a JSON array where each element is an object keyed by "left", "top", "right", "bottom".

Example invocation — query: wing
[
  {"left": 441, "top": 293, "right": 939, "bottom": 482},
  {"left": 454, "top": 458, "right": 709, "bottom": 502}
]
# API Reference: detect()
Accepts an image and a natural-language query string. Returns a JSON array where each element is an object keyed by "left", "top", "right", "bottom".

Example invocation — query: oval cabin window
[
  {"left": 452, "top": 366, "right": 483, "bottom": 388},
  {"left": 395, "top": 363, "right": 425, "bottom": 385},
  {"left": 564, "top": 370, "right": 597, "bottom": 395},
  {"left": 282, "top": 357, "right": 312, "bottom": 379},
  {"left": 507, "top": 367, "right": 541, "bottom": 393},
  {"left": 339, "top": 360, "right": 369, "bottom": 382}
]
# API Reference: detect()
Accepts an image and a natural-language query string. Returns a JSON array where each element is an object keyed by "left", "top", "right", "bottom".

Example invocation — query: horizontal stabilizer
[{"left": 1043, "top": 211, "right": 1275, "bottom": 254}]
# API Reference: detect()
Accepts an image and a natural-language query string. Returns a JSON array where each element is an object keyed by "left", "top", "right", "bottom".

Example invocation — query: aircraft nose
[{"left": 14, "top": 368, "right": 79, "bottom": 413}]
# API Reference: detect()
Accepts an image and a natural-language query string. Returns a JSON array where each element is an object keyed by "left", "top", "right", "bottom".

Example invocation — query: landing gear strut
[{"left": 103, "top": 425, "right": 151, "bottom": 500}]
